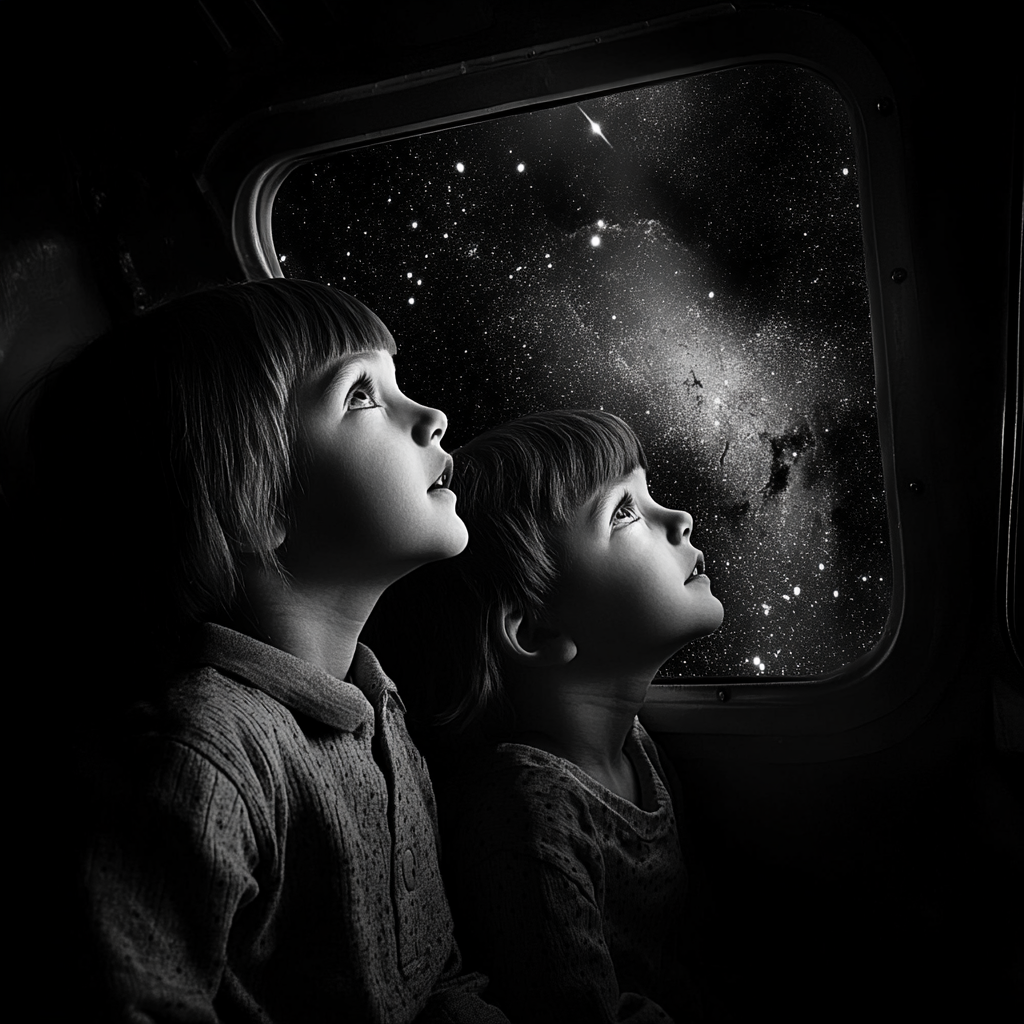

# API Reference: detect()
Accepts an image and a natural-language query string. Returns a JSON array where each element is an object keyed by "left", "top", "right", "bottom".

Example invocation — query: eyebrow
[
  {"left": 584, "top": 484, "right": 622, "bottom": 527},
  {"left": 319, "top": 351, "right": 391, "bottom": 404},
  {"left": 318, "top": 361, "right": 361, "bottom": 405},
  {"left": 584, "top": 469, "right": 647, "bottom": 527}
]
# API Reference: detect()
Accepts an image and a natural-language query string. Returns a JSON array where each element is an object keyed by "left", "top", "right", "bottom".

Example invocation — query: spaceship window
[{"left": 272, "top": 62, "right": 892, "bottom": 679}]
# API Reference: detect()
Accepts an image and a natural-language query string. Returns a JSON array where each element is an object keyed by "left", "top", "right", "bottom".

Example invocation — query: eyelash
[
  {"left": 611, "top": 492, "right": 640, "bottom": 527},
  {"left": 346, "top": 372, "right": 380, "bottom": 410}
]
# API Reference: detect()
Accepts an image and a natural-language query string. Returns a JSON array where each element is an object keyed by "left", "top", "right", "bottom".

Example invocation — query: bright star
[{"left": 576, "top": 105, "right": 613, "bottom": 149}]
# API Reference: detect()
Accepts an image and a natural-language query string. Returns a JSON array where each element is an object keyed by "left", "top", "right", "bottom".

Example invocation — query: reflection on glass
[{"left": 274, "top": 63, "right": 892, "bottom": 678}]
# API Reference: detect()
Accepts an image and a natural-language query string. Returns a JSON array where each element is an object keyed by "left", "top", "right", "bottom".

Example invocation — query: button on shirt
[{"left": 83, "top": 624, "right": 504, "bottom": 1023}]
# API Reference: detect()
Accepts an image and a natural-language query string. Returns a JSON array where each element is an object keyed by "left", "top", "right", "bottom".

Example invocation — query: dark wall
[{"left": 1, "top": 3, "right": 1020, "bottom": 1019}]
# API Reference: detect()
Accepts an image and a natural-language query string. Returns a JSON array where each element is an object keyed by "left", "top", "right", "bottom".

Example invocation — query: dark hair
[
  {"left": 27, "top": 279, "right": 395, "bottom": 639},
  {"left": 431, "top": 409, "right": 647, "bottom": 735}
]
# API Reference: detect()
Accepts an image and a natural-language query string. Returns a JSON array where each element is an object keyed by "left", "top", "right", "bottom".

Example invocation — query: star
[{"left": 576, "top": 105, "right": 613, "bottom": 149}]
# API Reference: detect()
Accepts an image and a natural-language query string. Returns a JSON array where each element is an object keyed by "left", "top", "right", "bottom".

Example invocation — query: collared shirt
[{"left": 84, "top": 624, "right": 506, "bottom": 1023}]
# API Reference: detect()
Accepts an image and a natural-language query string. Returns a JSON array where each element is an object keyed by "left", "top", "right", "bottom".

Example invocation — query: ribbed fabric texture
[
  {"left": 441, "top": 721, "right": 704, "bottom": 1023},
  {"left": 83, "top": 624, "right": 507, "bottom": 1023}
]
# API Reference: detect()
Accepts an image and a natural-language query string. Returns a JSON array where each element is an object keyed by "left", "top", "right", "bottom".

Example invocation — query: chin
[
  {"left": 706, "top": 594, "right": 726, "bottom": 632},
  {"left": 677, "top": 596, "right": 725, "bottom": 646},
  {"left": 450, "top": 517, "right": 471, "bottom": 555},
  {"left": 428, "top": 520, "right": 470, "bottom": 561}
]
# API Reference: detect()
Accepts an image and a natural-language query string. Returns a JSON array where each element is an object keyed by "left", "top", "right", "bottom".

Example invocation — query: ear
[
  {"left": 496, "top": 606, "right": 577, "bottom": 668},
  {"left": 240, "top": 519, "right": 287, "bottom": 555},
  {"left": 267, "top": 520, "right": 287, "bottom": 551}
]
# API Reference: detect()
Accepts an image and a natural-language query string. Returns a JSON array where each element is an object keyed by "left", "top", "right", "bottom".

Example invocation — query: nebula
[{"left": 274, "top": 63, "right": 892, "bottom": 677}]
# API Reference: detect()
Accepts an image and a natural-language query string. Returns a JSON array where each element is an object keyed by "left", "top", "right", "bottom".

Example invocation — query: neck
[
  {"left": 237, "top": 567, "right": 384, "bottom": 681},
  {"left": 508, "top": 664, "right": 652, "bottom": 800}
]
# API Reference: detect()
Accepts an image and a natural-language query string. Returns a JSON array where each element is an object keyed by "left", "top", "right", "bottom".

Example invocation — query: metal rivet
[
  {"left": 891, "top": 267, "right": 907, "bottom": 283},
  {"left": 909, "top": 480, "right": 924, "bottom": 494},
  {"left": 876, "top": 97, "right": 894, "bottom": 116},
  {"left": 717, "top": 689, "right": 730, "bottom": 702}
]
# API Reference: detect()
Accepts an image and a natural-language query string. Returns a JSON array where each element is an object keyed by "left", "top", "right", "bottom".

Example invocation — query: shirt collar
[{"left": 195, "top": 623, "right": 404, "bottom": 731}]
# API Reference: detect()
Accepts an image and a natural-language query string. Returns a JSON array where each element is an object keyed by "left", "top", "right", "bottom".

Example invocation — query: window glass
[{"left": 273, "top": 62, "right": 892, "bottom": 678}]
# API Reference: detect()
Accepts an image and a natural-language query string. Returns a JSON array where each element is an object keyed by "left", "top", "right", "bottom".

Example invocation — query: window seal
[{"left": 997, "top": 121, "right": 1024, "bottom": 681}]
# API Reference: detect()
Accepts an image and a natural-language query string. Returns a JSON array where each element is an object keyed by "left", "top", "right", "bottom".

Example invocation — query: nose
[
  {"left": 412, "top": 402, "right": 448, "bottom": 446},
  {"left": 664, "top": 507, "right": 693, "bottom": 545}
]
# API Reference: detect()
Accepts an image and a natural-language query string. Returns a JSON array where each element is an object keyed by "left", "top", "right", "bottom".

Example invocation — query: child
[
  {"left": 391, "top": 409, "right": 725, "bottom": 1023},
  {"left": 25, "top": 280, "right": 509, "bottom": 1023}
]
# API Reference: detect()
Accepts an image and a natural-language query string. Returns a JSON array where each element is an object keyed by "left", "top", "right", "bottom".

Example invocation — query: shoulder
[
  {"left": 438, "top": 745, "right": 610, "bottom": 903},
  {"left": 145, "top": 664, "right": 291, "bottom": 756},
  {"left": 119, "top": 664, "right": 304, "bottom": 824},
  {"left": 78, "top": 670, "right": 282, "bottom": 870},
  {"left": 446, "top": 743, "right": 605, "bottom": 870}
]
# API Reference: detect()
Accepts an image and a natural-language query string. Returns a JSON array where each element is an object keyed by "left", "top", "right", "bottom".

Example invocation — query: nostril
[
  {"left": 429, "top": 407, "right": 448, "bottom": 442},
  {"left": 415, "top": 404, "right": 448, "bottom": 445}
]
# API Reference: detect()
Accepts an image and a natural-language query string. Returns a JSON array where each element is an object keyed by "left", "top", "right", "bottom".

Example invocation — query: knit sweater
[
  {"left": 441, "top": 721, "right": 704, "bottom": 1023},
  {"left": 83, "top": 623, "right": 507, "bottom": 1023}
]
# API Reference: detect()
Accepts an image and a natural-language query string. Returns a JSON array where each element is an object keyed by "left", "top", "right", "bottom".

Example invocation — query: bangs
[
  {"left": 456, "top": 409, "right": 647, "bottom": 529},
  {"left": 242, "top": 279, "right": 397, "bottom": 379}
]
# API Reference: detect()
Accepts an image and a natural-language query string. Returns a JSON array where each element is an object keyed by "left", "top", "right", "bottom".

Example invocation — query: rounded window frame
[{"left": 202, "top": 5, "right": 943, "bottom": 756}]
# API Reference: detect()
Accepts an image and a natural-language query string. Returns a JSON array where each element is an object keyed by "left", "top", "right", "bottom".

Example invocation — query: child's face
[
  {"left": 283, "top": 349, "right": 469, "bottom": 585},
  {"left": 547, "top": 466, "right": 724, "bottom": 672}
]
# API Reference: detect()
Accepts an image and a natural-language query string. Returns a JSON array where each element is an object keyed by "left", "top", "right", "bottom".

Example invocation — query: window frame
[
  {"left": 202, "top": 5, "right": 946, "bottom": 754},
  {"left": 999, "top": 166, "right": 1024, "bottom": 678}
]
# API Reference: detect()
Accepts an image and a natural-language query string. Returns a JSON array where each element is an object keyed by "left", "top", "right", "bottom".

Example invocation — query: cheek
[
  {"left": 328, "top": 452, "right": 408, "bottom": 515},
  {"left": 292, "top": 455, "right": 400, "bottom": 543},
  {"left": 631, "top": 566, "right": 723, "bottom": 638},
  {"left": 574, "top": 568, "right": 670, "bottom": 634}
]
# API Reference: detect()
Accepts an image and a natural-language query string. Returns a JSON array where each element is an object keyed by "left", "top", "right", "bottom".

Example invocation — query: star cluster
[{"left": 274, "top": 63, "right": 892, "bottom": 678}]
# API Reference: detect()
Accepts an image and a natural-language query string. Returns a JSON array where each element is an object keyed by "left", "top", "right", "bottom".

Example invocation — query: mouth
[
  {"left": 684, "top": 551, "right": 706, "bottom": 584},
  {"left": 428, "top": 455, "right": 454, "bottom": 492}
]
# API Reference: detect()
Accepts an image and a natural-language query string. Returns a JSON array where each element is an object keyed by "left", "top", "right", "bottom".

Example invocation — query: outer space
[{"left": 274, "top": 63, "right": 892, "bottom": 678}]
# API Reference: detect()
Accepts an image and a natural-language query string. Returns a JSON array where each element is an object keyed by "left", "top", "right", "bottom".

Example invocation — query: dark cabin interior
[{"left": 2, "top": 2, "right": 1020, "bottom": 1020}]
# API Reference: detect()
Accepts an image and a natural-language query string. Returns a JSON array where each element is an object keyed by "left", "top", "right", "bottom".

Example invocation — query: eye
[
  {"left": 611, "top": 492, "right": 640, "bottom": 528},
  {"left": 346, "top": 372, "right": 380, "bottom": 410}
]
